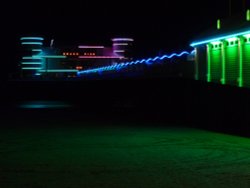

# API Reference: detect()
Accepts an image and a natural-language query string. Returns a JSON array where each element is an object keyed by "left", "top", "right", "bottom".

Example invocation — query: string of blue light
[{"left": 77, "top": 50, "right": 193, "bottom": 75}]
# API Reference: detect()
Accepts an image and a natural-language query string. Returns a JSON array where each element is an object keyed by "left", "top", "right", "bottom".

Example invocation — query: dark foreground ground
[
  {"left": 1, "top": 124, "right": 250, "bottom": 188},
  {"left": 0, "top": 78, "right": 250, "bottom": 187}
]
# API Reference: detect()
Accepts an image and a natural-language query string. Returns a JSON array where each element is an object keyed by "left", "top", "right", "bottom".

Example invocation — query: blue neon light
[
  {"left": 22, "top": 67, "right": 42, "bottom": 70},
  {"left": 21, "top": 62, "right": 42, "bottom": 65},
  {"left": 22, "top": 56, "right": 42, "bottom": 60},
  {"left": 77, "top": 50, "right": 191, "bottom": 75},
  {"left": 38, "top": 69, "right": 78, "bottom": 73},
  {"left": 20, "top": 37, "right": 44, "bottom": 41},
  {"left": 21, "top": 42, "right": 43, "bottom": 45},
  {"left": 33, "top": 55, "right": 66, "bottom": 59},
  {"left": 32, "top": 49, "right": 42, "bottom": 52},
  {"left": 190, "top": 29, "right": 250, "bottom": 47}
]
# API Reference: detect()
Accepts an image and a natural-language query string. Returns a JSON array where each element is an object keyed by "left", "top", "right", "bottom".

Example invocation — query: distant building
[
  {"left": 19, "top": 37, "right": 134, "bottom": 78},
  {"left": 191, "top": 10, "right": 250, "bottom": 88}
]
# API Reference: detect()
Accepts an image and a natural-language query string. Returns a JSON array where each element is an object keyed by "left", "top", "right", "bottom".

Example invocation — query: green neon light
[
  {"left": 22, "top": 67, "right": 42, "bottom": 70},
  {"left": 206, "top": 45, "right": 211, "bottom": 82},
  {"left": 22, "top": 56, "right": 42, "bottom": 60},
  {"left": 217, "top": 19, "right": 221, "bottom": 30},
  {"left": 32, "top": 49, "right": 42, "bottom": 52},
  {"left": 210, "top": 41, "right": 221, "bottom": 45},
  {"left": 21, "top": 42, "right": 43, "bottom": 45},
  {"left": 21, "top": 62, "right": 42, "bottom": 65},
  {"left": 226, "top": 37, "right": 238, "bottom": 42},
  {"left": 194, "top": 49, "right": 199, "bottom": 80},
  {"left": 221, "top": 42, "right": 226, "bottom": 84},
  {"left": 243, "top": 42, "right": 250, "bottom": 87},
  {"left": 38, "top": 69, "right": 78, "bottom": 73},
  {"left": 210, "top": 44, "right": 221, "bottom": 83},
  {"left": 20, "top": 37, "right": 44, "bottom": 41},
  {"left": 224, "top": 41, "right": 239, "bottom": 86},
  {"left": 239, "top": 38, "right": 243, "bottom": 87},
  {"left": 33, "top": 55, "right": 66, "bottom": 59},
  {"left": 247, "top": 10, "right": 250, "bottom": 21},
  {"left": 191, "top": 29, "right": 250, "bottom": 47}
]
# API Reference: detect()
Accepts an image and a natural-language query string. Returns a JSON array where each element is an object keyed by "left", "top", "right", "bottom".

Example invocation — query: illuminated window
[
  {"left": 66, "top": 53, "right": 69, "bottom": 56},
  {"left": 73, "top": 53, "right": 75, "bottom": 55}
]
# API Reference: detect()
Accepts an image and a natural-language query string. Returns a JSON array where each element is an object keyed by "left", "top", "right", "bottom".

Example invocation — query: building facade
[
  {"left": 20, "top": 37, "right": 134, "bottom": 78},
  {"left": 191, "top": 10, "right": 250, "bottom": 88}
]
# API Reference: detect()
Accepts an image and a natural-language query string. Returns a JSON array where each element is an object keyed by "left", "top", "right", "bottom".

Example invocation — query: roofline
[{"left": 190, "top": 27, "right": 250, "bottom": 47}]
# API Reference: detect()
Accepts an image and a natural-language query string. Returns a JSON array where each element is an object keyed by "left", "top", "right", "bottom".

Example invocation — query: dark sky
[{"left": 1, "top": 0, "right": 248, "bottom": 78}]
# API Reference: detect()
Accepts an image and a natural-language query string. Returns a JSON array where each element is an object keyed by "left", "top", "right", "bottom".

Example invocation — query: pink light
[
  {"left": 112, "top": 38, "right": 134, "bottom": 42},
  {"left": 79, "top": 56, "right": 124, "bottom": 59},
  {"left": 78, "top": 46, "right": 105, "bottom": 49}
]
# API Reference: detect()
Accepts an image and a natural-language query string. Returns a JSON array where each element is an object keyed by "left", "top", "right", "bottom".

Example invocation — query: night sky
[{"left": 1, "top": 0, "right": 248, "bottom": 79}]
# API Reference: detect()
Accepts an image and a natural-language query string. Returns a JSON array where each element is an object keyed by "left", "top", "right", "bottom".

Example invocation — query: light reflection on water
[{"left": 19, "top": 101, "right": 72, "bottom": 109}]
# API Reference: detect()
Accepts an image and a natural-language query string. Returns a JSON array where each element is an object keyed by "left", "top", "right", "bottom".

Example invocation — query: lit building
[
  {"left": 20, "top": 37, "right": 134, "bottom": 78},
  {"left": 191, "top": 10, "right": 250, "bottom": 88}
]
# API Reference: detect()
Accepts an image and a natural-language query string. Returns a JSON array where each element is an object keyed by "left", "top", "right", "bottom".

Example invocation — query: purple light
[
  {"left": 79, "top": 56, "right": 124, "bottom": 59},
  {"left": 112, "top": 38, "right": 134, "bottom": 42},
  {"left": 78, "top": 46, "right": 105, "bottom": 49}
]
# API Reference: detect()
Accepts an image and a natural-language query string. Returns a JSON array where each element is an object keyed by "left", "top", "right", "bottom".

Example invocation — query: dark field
[{"left": 1, "top": 78, "right": 250, "bottom": 187}]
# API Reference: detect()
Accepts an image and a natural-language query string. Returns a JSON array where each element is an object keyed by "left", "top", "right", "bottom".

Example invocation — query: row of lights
[
  {"left": 63, "top": 52, "right": 79, "bottom": 56},
  {"left": 84, "top": 53, "right": 96, "bottom": 56}
]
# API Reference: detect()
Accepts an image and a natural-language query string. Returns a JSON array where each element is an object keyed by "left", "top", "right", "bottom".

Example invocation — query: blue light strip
[
  {"left": 190, "top": 29, "right": 250, "bottom": 47},
  {"left": 77, "top": 50, "right": 191, "bottom": 75},
  {"left": 21, "top": 42, "right": 43, "bottom": 45},
  {"left": 20, "top": 37, "right": 44, "bottom": 41},
  {"left": 32, "top": 49, "right": 42, "bottom": 52},
  {"left": 33, "top": 55, "right": 66, "bottom": 59},
  {"left": 22, "top": 56, "right": 43, "bottom": 60},
  {"left": 22, "top": 67, "right": 42, "bottom": 70},
  {"left": 21, "top": 62, "right": 42, "bottom": 65},
  {"left": 38, "top": 69, "right": 78, "bottom": 73}
]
